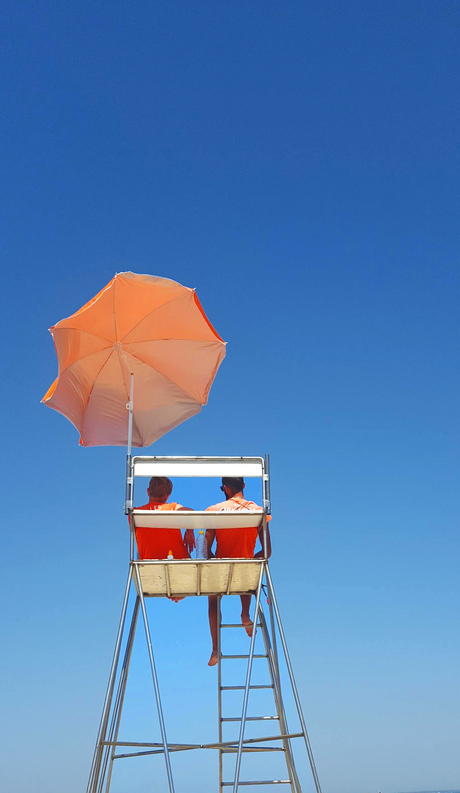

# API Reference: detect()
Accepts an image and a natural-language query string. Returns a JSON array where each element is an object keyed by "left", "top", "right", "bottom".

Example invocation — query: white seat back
[
  {"left": 128, "top": 455, "right": 271, "bottom": 517},
  {"left": 132, "top": 456, "right": 264, "bottom": 478}
]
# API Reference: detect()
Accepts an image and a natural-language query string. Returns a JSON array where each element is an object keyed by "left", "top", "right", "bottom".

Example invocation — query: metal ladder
[{"left": 216, "top": 577, "right": 317, "bottom": 792}]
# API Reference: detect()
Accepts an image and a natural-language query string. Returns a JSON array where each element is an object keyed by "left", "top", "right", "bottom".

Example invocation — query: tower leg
[
  {"left": 133, "top": 564, "right": 176, "bottom": 793},
  {"left": 217, "top": 595, "right": 223, "bottom": 792},
  {"left": 266, "top": 566, "right": 323, "bottom": 793},
  {"left": 86, "top": 567, "right": 133, "bottom": 793},
  {"left": 258, "top": 605, "right": 301, "bottom": 793},
  {"left": 101, "top": 597, "right": 140, "bottom": 793},
  {"left": 233, "top": 564, "right": 264, "bottom": 793}
]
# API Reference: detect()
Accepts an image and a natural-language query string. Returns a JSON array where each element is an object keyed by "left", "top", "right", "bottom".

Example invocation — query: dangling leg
[
  {"left": 208, "top": 595, "right": 219, "bottom": 666},
  {"left": 240, "top": 594, "right": 253, "bottom": 637}
]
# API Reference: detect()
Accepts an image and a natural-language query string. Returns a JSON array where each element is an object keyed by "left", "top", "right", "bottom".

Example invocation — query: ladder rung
[
  {"left": 221, "top": 623, "right": 262, "bottom": 628},
  {"left": 222, "top": 747, "right": 284, "bottom": 753},
  {"left": 222, "top": 781, "right": 291, "bottom": 786},
  {"left": 221, "top": 654, "right": 267, "bottom": 659},
  {"left": 221, "top": 716, "right": 280, "bottom": 722},
  {"left": 220, "top": 685, "right": 274, "bottom": 691}
]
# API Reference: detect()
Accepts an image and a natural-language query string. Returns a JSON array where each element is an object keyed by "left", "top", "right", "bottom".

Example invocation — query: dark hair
[
  {"left": 148, "top": 476, "right": 173, "bottom": 501},
  {"left": 221, "top": 477, "right": 244, "bottom": 495}
]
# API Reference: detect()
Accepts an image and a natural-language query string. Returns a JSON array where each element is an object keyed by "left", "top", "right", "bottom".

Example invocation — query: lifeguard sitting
[
  {"left": 135, "top": 476, "right": 195, "bottom": 561},
  {"left": 205, "top": 477, "right": 271, "bottom": 666}
]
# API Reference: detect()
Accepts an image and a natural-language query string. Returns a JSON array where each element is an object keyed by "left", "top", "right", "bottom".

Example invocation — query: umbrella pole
[{"left": 124, "top": 373, "right": 134, "bottom": 515}]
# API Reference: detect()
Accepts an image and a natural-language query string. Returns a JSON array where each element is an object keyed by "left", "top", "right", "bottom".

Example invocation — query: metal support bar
[
  {"left": 124, "top": 374, "right": 134, "bottom": 514},
  {"left": 258, "top": 607, "right": 300, "bottom": 793},
  {"left": 263, "top": 454, "right": 271, "bottom": 514},
  {"left": 220, "top": 685, "right": 273, "bottom": 691},
  {"left": 224, "top": 781, "right": 291, "bottom": 787},
  {"left": 111, "top": 732, "right": 305, "bottom": 758},
  {"left": 221, "top": 654, "right": 267, "bottom": 659},
  {"left": 222, "top": 716, "right": 280, "bottom": 722},
  {"left": 86, "top": 567, "right": 133, "bottom": 793},
  {"left": 233, "top": 564, "right": 265, "bottom": 793},
  {"left": 217, "top": 595, "right": 223, "bottom": 792},
  {"left": 266, "top": 566, "right": 322, "bottom": 793},
  {"left": 101, "top": 597, "right": 140, "bottom": 793},
  {"left": 221, "top": 747, "right": 284, "bottom": 753},
  {"left": 133, "top": 564, "right": 176, "bottom": 793},
  {"left": 106, "top": 731, "right": 303, "bottom": 747}
]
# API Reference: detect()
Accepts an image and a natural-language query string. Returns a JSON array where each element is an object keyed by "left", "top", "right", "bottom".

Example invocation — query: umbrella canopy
[{"left": 42, "top": 272, "right": 226, "bottom": 446}]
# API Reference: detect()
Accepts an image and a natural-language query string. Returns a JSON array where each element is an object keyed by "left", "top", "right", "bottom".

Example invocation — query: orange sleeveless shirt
[
  {"left": 135, "top": 501, "right": 190, "bottom": 560},
  {"left": 206, "top": 497, "right": 270, "bottom": 559}
]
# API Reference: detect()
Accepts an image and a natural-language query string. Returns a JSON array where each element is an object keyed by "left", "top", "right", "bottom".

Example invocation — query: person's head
[
  {"left": 147, "top": 476, "right": 173, "bottom": 503},
  {"left": 220, "top": 477, "right": 245, "bottom": 499}
]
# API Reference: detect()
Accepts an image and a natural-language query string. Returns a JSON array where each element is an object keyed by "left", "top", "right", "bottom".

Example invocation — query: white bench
[{"left": 131, "top": 510, "right": 265, "bottom": 530}]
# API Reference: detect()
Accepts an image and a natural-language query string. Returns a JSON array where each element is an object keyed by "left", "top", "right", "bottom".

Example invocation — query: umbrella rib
[
  {"left": 124, "top": 349, "right": 201, "bottom": 404},
  {"left": 54, "top": 344, "right": 113, "bottom": 378},
  {"left": 119, "top": 291, "right": 190, "bottom": 343},
  {"left": 50, "top": 277, "right": 115, "bottom": 328},
  {"left": 52, "top": 327, "right": 114, "bottom": 345},
  {"left": 124, "top": 336, "right": 223, "bottom": 344},
  {"left": 82, "top": 349, "right": 117, "bottom": 414}
]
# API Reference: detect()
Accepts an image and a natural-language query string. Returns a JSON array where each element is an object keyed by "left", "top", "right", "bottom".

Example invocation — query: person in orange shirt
[
  {"left": 135, "top": 476, "right": 195, "bottom": 561},
  {"left": 205, "top": 477, "right": 271, "bottom": 666}
]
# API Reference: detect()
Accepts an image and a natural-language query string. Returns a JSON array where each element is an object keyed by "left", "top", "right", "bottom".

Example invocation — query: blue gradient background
[{"left": 1, "top": 2, "right": 459, "bottom": 791}]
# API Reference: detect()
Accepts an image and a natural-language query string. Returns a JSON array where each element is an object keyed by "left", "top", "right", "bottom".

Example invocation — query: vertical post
[
  {"left": 124, "top": 374, "right": 134, "bottom": 515},
  {"left": 233, "top": 564, "right": 264, "bottom": 793},
  {"left": 265, "top": 566, "right": 323, "bottom": 793},
  {"left": 258, "top": 604, "right": 301, "bottom": 793},
  {"left": 133, "top": 564, "right": 176, "bottom": 793},
  {"left": 263, "top": 454, "right": 271, "bottom": 515},
  {"left": 86, "top": 568, "right": 133, "bottom": 793},
  {"left": 262, "top": 454, "right": 270, "bottom": 562},
  {"left": 129, "top": 512, "right": 135, "bottom": 562},
  {"left": 102, "top": 597, "right": 140, "bottom": 793},
  {"left": 217, "top": 596, "right": 223, "bottom": 792},
  {"left": 262, "top": 515, "right": 268, "bottom": 562}
]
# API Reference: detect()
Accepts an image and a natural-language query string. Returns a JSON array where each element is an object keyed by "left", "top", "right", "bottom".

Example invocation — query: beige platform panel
[{"left": 135, "top": 560, "right": 262, "bottom": 597}]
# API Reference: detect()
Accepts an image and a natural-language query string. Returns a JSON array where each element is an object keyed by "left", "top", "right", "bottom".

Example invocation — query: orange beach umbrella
[{"left": 42, "top": 272, "right": 226, "bottom": 446}]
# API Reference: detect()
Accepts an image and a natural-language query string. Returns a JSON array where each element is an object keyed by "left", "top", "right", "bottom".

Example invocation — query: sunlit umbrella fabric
[{"left": 42, "top": 272, "right": 226, "bottom": 446}]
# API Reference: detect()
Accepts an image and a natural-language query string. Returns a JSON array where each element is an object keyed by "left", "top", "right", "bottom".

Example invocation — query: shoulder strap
[{"left": 230, "top": 498, "right": 254, "bottom": 511}]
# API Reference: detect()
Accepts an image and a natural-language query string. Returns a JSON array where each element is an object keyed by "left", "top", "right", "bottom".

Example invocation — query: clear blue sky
[{"left": 1, "top": 2, "right": 459, "bottom": 792}]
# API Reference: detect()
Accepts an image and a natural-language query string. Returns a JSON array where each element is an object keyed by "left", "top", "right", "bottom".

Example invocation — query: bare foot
[
  {"left": 208, "top": 650, "right": 218, "bottom": 667},
  {"left": 241, "top": 613, "right": 253, "bottom": 638}
]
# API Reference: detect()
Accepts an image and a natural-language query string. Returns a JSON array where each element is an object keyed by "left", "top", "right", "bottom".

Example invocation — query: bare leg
[
  {"left": 208, "top": 596, "right": 219, "bottom": 666},
  {"left": 240, "top": 594, "right": 253, "bottom": 637}
]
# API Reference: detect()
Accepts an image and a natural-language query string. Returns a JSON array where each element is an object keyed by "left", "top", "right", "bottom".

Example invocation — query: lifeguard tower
[
  {"left": 86, "top": 454, "right": 322, "bottom": 793},
  {"left": 40, "top": 272, "right": 322, "bottom": 792}
]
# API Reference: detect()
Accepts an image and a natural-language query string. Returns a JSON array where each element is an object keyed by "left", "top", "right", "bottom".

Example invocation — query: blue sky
[{"left": 1, "top": 1, "right": 459, "bottom": 792}]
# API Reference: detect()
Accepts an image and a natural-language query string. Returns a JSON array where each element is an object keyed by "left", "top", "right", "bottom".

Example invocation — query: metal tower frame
[{"left": 86, "top": 455, "right": 322, "bottom": 793}]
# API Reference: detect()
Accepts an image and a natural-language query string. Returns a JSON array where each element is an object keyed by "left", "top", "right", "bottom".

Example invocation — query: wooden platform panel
[{"left": 135, "top": 560, "right": 262, "bottom": 597}]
